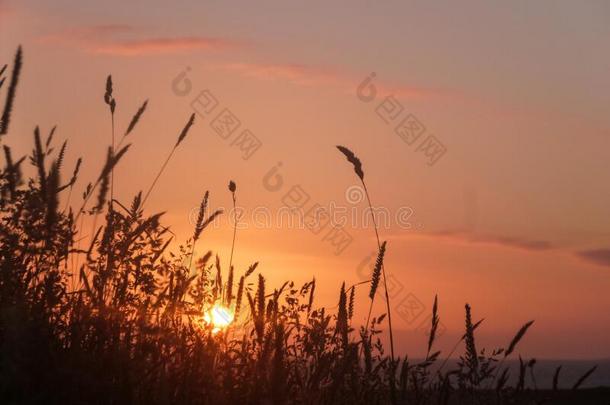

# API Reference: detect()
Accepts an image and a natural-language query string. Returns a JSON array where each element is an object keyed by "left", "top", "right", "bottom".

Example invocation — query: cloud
[
  {"left": 38, "top": 24, "right": 134, "bottom": 42},
  {"left": 90, "top": 37, "right": 240, "bottom": 55},
  {"left": 576, "top": 249, "right": 610, "bottom": 267},
  {"left": 398, "top": 230, "right": 554, "bottom": 252},
  {"left": 39, "top": 25, "right": 445, "bottom": 97},
  {"left": 464, "top": 233, "right": 553, "bottom": 251},
  {"left": 217, "top": 62, "right": 445, "bottom": 99},
  {"left": 221, "top": 62, "right": 342, "bottom": 87},
  {"left": 38, "top": 25, "right": 243, "bottom": 55}
]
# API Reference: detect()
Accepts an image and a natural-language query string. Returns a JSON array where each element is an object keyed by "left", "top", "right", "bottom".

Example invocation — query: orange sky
[{"left": 1, "top": 0, "right": 610, "bottom": 359}]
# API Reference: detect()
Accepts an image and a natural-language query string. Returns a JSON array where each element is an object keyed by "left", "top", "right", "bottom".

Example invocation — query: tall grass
[
  {"left": 0, "top": 46, "right": 21, "bottom": 135},
  {"left": 228, "top": 180, "right": 237, "bottom": 271},
  {"left": 142, "top": 112, "right": 196, "bottom": 206},
  {"left": 336, "top": 147, "right": 395, "bottom": 355},
  {"left": 0, "top": 46, "right": 600, "bottom": 404}
]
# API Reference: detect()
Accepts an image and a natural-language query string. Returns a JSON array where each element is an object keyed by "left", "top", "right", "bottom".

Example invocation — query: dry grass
[{"left": 0, "top": 46, "right": 600, "bottom": 404}]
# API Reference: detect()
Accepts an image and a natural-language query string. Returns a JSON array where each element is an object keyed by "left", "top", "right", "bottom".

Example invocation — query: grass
[{"left": 0, "top": 46, "right": 601, "bottom": 404}]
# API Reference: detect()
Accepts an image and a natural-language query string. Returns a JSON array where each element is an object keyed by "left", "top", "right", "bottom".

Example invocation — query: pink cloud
[
  {"left": 38, "top": 25, "right": 243, "bottom": 55},
  {"left": 37, "top": 24, "right": 133, "bottom": 43},
  {"left": 401, "top": 230, "right": 610, "bottom": 268},
  {"left": 222, "top": 62, "right": 342, "bottom": 87},
  {"left": 395, "top": 230, "right": 554, "bottom": 252},
  {"left": 39, "top": 25, "right": 446, "bottom": 97},
  {"left": 217, "top": 62, "right": 446, "bottom": 99},
  {"left": 90, "top": 37, "right": 241, "bottom": 55}
]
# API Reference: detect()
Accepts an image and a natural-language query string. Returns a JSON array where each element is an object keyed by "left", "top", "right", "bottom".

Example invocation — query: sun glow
[{"left": 203, "top": 304, "right": 234, "bottom": 333}]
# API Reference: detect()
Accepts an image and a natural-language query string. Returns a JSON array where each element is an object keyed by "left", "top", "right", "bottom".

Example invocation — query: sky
[{"left": 1, "top": 0, "right": 609, "bottom": 359}]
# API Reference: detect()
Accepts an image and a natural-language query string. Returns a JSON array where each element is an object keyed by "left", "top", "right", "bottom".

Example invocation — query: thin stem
[
  {"left": 362, "top": 181, "right": 395, "bottom": 362},
  {"left": 74, "top": 155, "right": 111, "bottom": 223},
  {"left": 115, "top": 132, "right": 128, "bottom": 151},
  {"left": 365, "top": 298, "right": 375, "bottom": 334},
  {"left": 142, "top": 146, "right": 176, "bottom": 207},
  {"left": 110, "top": 111, "right": 115, "bottom": 212},
  {"left": 438, "top": 337, "right": 464, "bottom": 372},
  {"left": 228, "top": 194, "right": 237, "bottom": 271},
  {"left": 105, "top": 110, "right": 115, "bottom": 298},
  {"left": 63, "top": 185, "right": 73, "bottom": 213},
  {"left": 71, "top": 213, "right": 86, "bottom": 291},
  {"left": 362, "top": 180, "right": 397, "bottom": 404},
  {"left": 187, "top": 240, "right": 197, "bottom": 276},
  {"left": 73, "top": 182, "right": 97, "bottom": 223},
  {"left": 489, "top": 357, "right": 508, "bottom": 389}
]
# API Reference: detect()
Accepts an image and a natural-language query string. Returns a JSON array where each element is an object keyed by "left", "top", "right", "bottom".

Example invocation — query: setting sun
[{"left": 203, "top": 304, "right": 235, "bottom": 333}]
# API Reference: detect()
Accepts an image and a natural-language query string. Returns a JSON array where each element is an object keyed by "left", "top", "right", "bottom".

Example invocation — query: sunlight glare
[{"left": 203, "top": 304, "right": 234, "bottom": 333}]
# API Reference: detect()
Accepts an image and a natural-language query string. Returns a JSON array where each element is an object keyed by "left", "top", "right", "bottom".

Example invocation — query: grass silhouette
[{"left": 0, "top": 46, "right": 602, "bottom": 404}]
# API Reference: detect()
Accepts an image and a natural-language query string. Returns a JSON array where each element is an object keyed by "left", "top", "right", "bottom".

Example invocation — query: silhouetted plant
[{"left": 0, "top": 47, "right": 600, "bottom": 405}]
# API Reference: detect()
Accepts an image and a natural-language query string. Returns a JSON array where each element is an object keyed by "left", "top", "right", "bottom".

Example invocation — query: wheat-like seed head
[
  {"left": 124, "top": 100, "right": 148, "bottom": 137},
  {"left": 175, "top": 113, "right": 195, "bottom": 147},
  {"left": 336, "top": 145, "right": 364, "bottom": 181},
  {"left": 505, "top": 320, "right": 534, "bottom": 358},
  {"left": 244, "top": 262, "right": 258, "bottom": 278},
  {"left": 0, "top": 46, "right": 22, "bottom": 135},
  {"left": 369, "top": 241, "right": 386, "bottom": 299}
]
